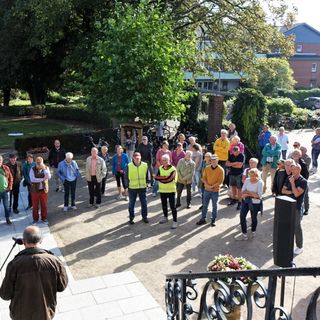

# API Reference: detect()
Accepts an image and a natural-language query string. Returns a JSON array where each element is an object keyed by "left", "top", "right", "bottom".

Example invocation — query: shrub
[
  {"left": 279, "top": 88, "right": 320, "bottom": 101},
  {"left": 46, "top": 104, "right": 111, "bottom": 127},
  {"left": 2, "top": 105, "right": 45, "bottom": 116},
  {"left": 14, "top": 129, "right": 117, "bottom": 158},
  {"left": 267, "top": 97, "right": 295, "bottom": 116},
  {"left": 47, "top": 91, "right": 69, "bottom": 105},
  {"left": 232, "top": 88, "right": 267, "bottom": 154}
]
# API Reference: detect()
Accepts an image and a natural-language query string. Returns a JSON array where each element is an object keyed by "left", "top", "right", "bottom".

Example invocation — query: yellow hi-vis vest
[
  {"left": 128, "top": 162, "right": 148, "bottom": 189},
  {"left": 158, "top": 165, "right": 177, "bottom": 193}
]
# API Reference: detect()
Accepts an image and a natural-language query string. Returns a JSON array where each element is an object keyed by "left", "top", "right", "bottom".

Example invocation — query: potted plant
[{"left": 207, "top": 254, "right": 255, "bottom": 320}]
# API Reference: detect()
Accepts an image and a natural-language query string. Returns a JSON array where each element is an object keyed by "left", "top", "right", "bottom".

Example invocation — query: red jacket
[{"left": 0, "top": 164, "right": 13, "bottom": 191}]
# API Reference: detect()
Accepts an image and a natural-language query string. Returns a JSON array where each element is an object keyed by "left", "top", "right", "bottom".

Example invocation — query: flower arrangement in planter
[{"left": 207, "top": 254, "right": 254, "bottom": 283}]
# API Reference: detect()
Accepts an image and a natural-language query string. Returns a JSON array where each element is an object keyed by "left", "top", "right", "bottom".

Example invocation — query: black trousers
[
  {"left": 176, "top": 182, "right": 191, "bottom": 206},
  {"left": 9, "top": 183, "right": 20, "bottom": 210},
  {"left": 101, "top": 173, "right": 107, "bottom": 194},
  {"left": 160, "top": 192, "right": 177, "bottom": 222},
  {"left": 88, "top": 176, "right": 101, "bottom": 205}
]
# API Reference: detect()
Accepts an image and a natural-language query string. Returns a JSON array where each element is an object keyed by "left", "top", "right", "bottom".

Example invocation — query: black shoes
[
  {"left": 13, "top": 209, "right": 19, "bottom": 214},
  {"left": 55, "top": 188, "right": 59, "bottom": 192},
  {"left": 186, "top": 204, "right": 191, "bottom": 209},
  {"left": 196, "top": 219, "right": 206, "bottom": 225},
  {"left": 143, "top": 218, "right": 149, "bottom": 223},
  {"left": 303, "top": 211, "right": 309, "bottom": 215},
  {"left": 198, "top": 205, "right": 203, "bottom": 210},
  {"left": 211, "top": 220, "right": 216, "bottom": 227},
  {"left": 129, "top": 219, "right": 135, "bottom": 225},
  {"left": 227, "top": 199, "right": 237, "bottom": 206},
  {"left": 176, "top": 203, "right": 181, "bottom": 208},
  {"left": 6, "top": 218, "right": 12, "bottom": 225}
]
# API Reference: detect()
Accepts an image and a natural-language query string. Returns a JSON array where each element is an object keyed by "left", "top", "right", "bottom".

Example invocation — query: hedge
[
  {"left": 266, "top": 97, "right": 295, "bottom": 116},
  {"left": 14, "top": 129, "right": 118, "bottom": 158},
  {"left": 278, "top": 88, "right": 320, "bottom": 101},
  {"left": 2, "top": 105, "right": 46, "bottom": 116},
  {"left": 46, "top": 104, "right": 111, "bottom": 126}
]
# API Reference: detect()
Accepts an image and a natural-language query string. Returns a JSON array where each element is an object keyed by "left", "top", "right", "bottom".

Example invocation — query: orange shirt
[{"left": 91, "top": 158, "right": 97, "bottom": 176}]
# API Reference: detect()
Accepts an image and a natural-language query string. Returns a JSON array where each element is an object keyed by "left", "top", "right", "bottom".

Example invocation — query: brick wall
[{"left": 289, "top": 58, "right": 320, "bottom": 87}]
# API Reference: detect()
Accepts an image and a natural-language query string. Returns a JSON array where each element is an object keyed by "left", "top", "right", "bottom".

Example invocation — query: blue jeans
[
  {"left": 312, "top": 148, "right": 320, "bottom": 168},
  {"left": 192, "top": 170, "right": 201, "bottom": 192},
  {"left": 0, "top": 191, "right": 10, "bottom": 219},
  {"left": 128, "top": 189, "right": 148, "bottom": 220},
  {"left": 64, "top": 180, "right": 77, "bottom": 207},
  {"left": 152, "top": 180, "right": 158, "bottom": 194},
  {"left": 201, "top": 190, "right": 219, "bottom": 222},
  {"left": 240, "top": 200, "right": 260, "bottom": 234}
]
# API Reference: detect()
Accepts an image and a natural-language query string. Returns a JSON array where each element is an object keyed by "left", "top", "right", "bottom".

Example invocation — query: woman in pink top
[
  {"left": 172, "top": 143, "right": 185, "bottom": 167},
  {"left": 229, "top": 136, "right": 245, "bottom": 155},
  {"left": 152, "top": 141, "right": 172, "bottom": 196}
]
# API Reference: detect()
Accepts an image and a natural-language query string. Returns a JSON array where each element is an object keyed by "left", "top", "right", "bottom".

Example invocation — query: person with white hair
[
  {"left": 277, "top": 126, "right": 289, "bottom": 159},
  {"left": 154, "top": 154, "right": 178, "bottom": 229},
  {"left": 261, "top": 135, "right": 282, "bottom": 194},
  {"left": 176, "top": 151, "right": 195, "bottom": 209},
  {"left": 58, "top": 152, "right": 81, "bottom": 212}
]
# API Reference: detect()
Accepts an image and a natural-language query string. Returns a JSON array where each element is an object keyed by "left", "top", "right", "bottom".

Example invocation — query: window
[
  {"left": 197, "top": 82, "right": 202, "bottom": 89},
  {"left": 312, "top": 63, "right": 317, "bottom": 73},
  {"left": 222, "top": 81, "right": 228, "bottom": 91},
  {"left": 213, "top": 80, "right": 218, "bottom": 90},
  {"left": 296, "top": 44, "right": 303, "bottom": 53},
  {"left": 203, "top": 82, "right": 208, "bottom": 90},
  {"left": 208, "top": 82, "right": 213, "bottom": 90},
  {"left": 310, "top": 80, "right": 316, "bottom": 88}
]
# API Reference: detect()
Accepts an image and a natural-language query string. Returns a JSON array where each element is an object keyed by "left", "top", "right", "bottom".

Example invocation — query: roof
[
  {"left": 185, "top": 71, "right": 242, "bottom": 81},
  {"left": 282, "top": 23, "right": 320, "bottom": 43}
]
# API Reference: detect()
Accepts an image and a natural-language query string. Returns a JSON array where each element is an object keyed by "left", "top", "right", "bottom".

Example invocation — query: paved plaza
[{"left": 0, "top": 129, "right": 320, "bottom": 319}]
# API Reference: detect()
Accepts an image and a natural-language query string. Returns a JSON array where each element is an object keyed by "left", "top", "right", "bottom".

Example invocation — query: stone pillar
[{"left": 208, "top": 95, "right": 224, "bottom": 143}]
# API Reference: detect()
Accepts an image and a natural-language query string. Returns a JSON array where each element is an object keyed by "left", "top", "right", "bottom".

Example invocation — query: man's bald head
[{"left": 23, "top": 226, "right": 43, "bottom": 246}]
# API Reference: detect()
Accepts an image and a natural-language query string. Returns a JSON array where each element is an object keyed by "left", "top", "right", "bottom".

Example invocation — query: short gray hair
[
  {"left": 23, "top": 226, "right": 42, "bottom": 244},
  {"left": 66, "top": 152, "right": 73, "bottom": 160},
  {"left": 221, "top": 129, "right": 228, "bottom": 135},
  {"left": 161, "top": 154, "right": 170, "bottom": 162}
]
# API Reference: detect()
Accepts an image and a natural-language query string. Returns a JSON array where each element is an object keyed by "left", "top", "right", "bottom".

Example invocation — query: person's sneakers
[
  {"left": 95, "top": 204, "right": 101, "bottom": 209},
  {"left": 236, "top": 202, "right": 241, "bottom": 210},
  {"left": 152, "top": 193, "right": 157, "bottom": 197},
  {"left": 235, "top": 233, "right": 248, "bottom": 241},
  {"left": 211, "top": 220, "right": 216, "bottom": 227},
  {"left": 196, "top": 219, "right": 206, "bottom": 225},
  {"left": 186, "top": 204, "right": 191, "bottom": 209},
  {"left": 159, "top": 216, "right": 168, "bottom": 224},
  {"left": 87, "top": 204, "right": 94, "bottom": 208},
  {"left": 171, "top": 221, "right": 178, "bottom": 229},
  {"left": 227, "top": 199, "right": 236, "bottom": 206},
  {"left": 142, "top": 218, "right": 149, "bottom": 223},
  {"left": 71, "top": 206, "right": 77, "bottom": 210},
  {"left": 129, "top": 219, "right": 135, "bottom": 225},
  {"left": 63, "top": 206, "right": 68, "bottom": 212},
  {"left": 198, "top": 205, "right": 203, "bottom": 210},
  {"left": 303, "top": 210, "right": 309, "bottom": 216},
  {"left": 117, "top": 195, "right": 123, "bottom": 200},
  {"left": 294, "top": 247, "right": 303, "bottom": 255},
  {"left": 124, "top": 196, "right": 128, "bottom": 201},
  {"left": 31, "top": 220, "right": 38, "bottom": 225},
  {"left": 42, "top": 219, "right": 49, "bottom": 225},
  {"left": 55, "top": 188, "right": 59, "bottom": 192},
  {"left": 13, "top": 209, "right": 19, "bottom": 214},
  {"left": 250, "top": 231, "right": 256, "bottom": 239},
  {"left": 6, "top": 218, "right": 12, "bottom": 225},
  {"left": 176, "top": 203, "right": 181, "bottom": 208}
]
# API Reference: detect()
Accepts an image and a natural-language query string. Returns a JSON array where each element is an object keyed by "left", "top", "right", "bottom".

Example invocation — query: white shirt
[
  {"left": 277, "top": 133, "right": 289, "bottom": 151},
  {"left": 242, "top": 178, "right": 263, "bottom": 204}
]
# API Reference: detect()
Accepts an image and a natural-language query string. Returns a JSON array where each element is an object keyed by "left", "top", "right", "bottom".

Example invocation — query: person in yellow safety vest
[
  {"left": 154, "top": 154, "right": 178, "bottom": 229},
  {"left": 124, "top": 152, "right": 150, "bottom": 224}
]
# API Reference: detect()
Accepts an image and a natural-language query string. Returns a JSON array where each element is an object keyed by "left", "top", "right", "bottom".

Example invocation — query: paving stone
[
  {"left": 80, "top": 301, "right": 123, "bottom": 319},
  {"left": 92, "top": 285, "right": 131, "bottom": 304},
  {"left": 54, "top": 309, "right": 82, "bottom": 320},
  {"left": 102, "top": 271, "right": 139, "bottom": 287},
  {"left": 109, "top": 311, "right": 149, "bottom": 320},
  {"left": 69, "top": 276, "right": 106, "bottom": 294},
  {"left": 118, "top": 294, "right": 159, "bottom": 314},
  {"left": 57, "top": 292, "right": 96, "bottom": 313}
]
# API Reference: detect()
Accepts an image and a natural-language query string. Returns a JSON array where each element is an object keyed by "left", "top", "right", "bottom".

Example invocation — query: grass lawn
[{"left": 0, "top": 116, "right": 97, "bottom": 149}]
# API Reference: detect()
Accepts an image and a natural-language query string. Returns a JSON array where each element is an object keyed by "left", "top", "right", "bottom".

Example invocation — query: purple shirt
[{"left": 172, "top": 150, "right": 186, "bottom": 167}]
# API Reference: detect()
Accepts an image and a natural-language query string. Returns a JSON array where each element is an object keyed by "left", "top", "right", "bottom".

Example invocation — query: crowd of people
[{"left": 0, "top": 125, "right": 319, "bottom": 255}]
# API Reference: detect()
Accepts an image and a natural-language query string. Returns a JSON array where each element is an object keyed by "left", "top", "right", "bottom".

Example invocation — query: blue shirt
[{"left": 258, "top": 130, "right": 271, "bottom": 147}]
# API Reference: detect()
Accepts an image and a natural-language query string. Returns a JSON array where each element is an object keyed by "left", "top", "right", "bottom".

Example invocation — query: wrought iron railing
[{"left": 165, "top": 267, "right": 320, "bottom": 320}]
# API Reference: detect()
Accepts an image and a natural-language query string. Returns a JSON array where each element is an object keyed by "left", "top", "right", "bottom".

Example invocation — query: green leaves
[{"left": 86, "top": 0, "right": 196, "bottom": 122}]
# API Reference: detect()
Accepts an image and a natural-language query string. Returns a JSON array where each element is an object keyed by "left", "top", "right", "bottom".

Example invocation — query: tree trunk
[
  {"left": 3, "top": 87, "right": 11, "bottom": 107},
  {"left": 27, "top": 80, "right": 47, "bottom": 105}
]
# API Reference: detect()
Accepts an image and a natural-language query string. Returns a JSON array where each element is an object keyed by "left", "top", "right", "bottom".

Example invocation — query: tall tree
[
  {"left": 249, "top": 57, "right": 296, "bottom": 95},
  {"left": 85, "top": 0, "right": 196, "bottom": 122}
]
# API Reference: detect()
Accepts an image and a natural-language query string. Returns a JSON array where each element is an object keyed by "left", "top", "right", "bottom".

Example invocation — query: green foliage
[
  {"left": 279, "top": 88, "right": 320, "bottom": 101},
  {"left": 249, "top": 58, "right": 295, "bottom": 95},
  {"left": 46, "top": 104, "right": 111, "bottom": 126},
  {"left": 231, "top": 88, "right": 267, "bottom": 152},
  {"left": 85, "top": 1, "right": 197, "bottom": 122},
  {"left": 266, "top": 97, "right": 295, "bottom": 116}
]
